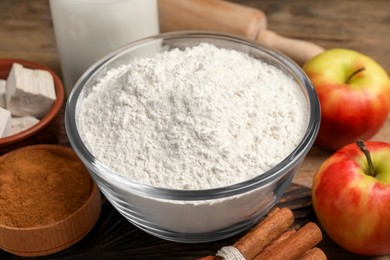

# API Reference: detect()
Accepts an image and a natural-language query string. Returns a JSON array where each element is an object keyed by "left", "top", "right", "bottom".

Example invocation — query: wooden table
[{"left": 0, "top": 0, "right": 389, "bottom": 259}]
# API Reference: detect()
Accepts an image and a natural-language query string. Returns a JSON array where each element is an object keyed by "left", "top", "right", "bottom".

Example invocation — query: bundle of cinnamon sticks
[{"left": 200, "top": 207, "right": 326, "bottom": 260}]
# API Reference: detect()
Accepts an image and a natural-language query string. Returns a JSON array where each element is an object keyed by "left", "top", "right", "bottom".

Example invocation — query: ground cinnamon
[{"left": 0, "top": 145, "right": 93, "bottom": 228}]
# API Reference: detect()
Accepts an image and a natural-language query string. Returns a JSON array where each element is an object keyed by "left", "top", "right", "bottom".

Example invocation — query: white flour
[{"left": 79, "top": 43, "right": 308, "bottom": 190}]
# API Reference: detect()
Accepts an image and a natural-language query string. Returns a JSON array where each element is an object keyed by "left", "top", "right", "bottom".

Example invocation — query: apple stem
[
  {"left": 356, "top": 140, "right": 376, "bottom": 177},
  {"left": 346, "top": 67, "right": 365, "bottom": 84}
]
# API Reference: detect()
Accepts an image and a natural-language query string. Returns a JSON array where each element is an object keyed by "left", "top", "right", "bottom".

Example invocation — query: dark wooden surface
[
  {"left": 0, "top": 0, "right": 389, "bottom": 259},
  {"left": 0, "top": 182, "right": 317, "bottom": 260}
]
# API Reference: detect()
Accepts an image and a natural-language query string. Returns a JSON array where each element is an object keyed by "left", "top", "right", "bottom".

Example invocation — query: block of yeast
[
  {"left": 0, "top": 79, "right": 6, "bottom": 108},
  {"left": 5, "top": 63, "right": 56, "bottom": 119},
  {"left": 0, "top": 107, "right": 12, "bottom": 138},
  {"left": 9, "top": 116, "right": 40, "bottom": 136}
]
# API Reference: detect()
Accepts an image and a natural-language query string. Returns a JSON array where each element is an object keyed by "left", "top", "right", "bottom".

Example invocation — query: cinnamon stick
[
  {"left": 299, "top": 247, "right": 327, "bottom": 260},
  {"left": 233, "top": 207, "right": 294, "bottom": 260},
  {"left": 197, "top": 256, "right": 216, "bottom": 260},
  {"left": 261, "top": 229, "right": 296, "bottom": 254},
  {"left": 253, "top": 222, "right": 323, "bottom": 260}
]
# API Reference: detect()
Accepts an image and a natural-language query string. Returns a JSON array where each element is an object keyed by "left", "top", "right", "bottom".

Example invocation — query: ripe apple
[
  {"left": 303, "top": 48, "right": 390, "bottom": 150},
  {"left": 312, "top": 140, "right": 390, "bottom": 255}
]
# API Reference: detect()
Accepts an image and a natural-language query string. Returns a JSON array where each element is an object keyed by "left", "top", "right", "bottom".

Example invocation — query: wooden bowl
[
  {"left": 0, "top": 145, "right": 101, "bottom": 257},
  {"left": 0, "top": 59, "right": 65, "bottom": 155}
]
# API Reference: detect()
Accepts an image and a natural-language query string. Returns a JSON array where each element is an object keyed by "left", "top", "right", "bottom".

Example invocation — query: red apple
[
  {"left": 303, "top": 48, "right": 390, "bottom": 150},
  {"left": 312, "top": 140, "right": 390, "bottom": 255}
]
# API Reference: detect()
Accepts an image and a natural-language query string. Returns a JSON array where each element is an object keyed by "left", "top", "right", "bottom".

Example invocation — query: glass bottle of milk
[{"left": 49, "top": 0, "right": 159, "bottom": 95}]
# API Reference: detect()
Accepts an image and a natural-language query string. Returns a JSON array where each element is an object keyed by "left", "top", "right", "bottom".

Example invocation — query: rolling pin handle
[{"left": 256, "top": 30, "right": 324, "bottom": 66}]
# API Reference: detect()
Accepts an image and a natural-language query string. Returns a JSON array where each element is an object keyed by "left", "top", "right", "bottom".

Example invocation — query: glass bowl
[{"left": 65, "top": 32, "right": 320, "bottom": 243}]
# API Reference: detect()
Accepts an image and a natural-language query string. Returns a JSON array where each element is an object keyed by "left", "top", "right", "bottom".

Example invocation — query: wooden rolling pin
[{"left": 158, "top": 0, "right": 325, "bottom": 65}]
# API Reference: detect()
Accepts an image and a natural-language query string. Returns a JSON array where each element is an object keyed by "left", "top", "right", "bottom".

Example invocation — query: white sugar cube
[
  {"left": 0, "top": 107, "right": 12, "bottom": 138},
  {"left": 6, "top": 63, "right": 56, "bottom": 119},
  {"left": 0, "top": 79, "right": 6, "bottom": 108},
  {"left": 9, "top": 116, "right": 40, "bottom": 136}
]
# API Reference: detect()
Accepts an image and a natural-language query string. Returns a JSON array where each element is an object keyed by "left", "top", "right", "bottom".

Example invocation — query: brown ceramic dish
[
  {"left": 0, "top": 145, "right": 101, "bottom": 257},
  {"left": 0, "top": 59, "right": 65, "bottom": 154}
]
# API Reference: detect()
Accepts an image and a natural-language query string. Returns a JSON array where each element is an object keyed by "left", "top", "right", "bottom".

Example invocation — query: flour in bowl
[{"left": 79, "top": 43, "right": 309, "bottom": 190}]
